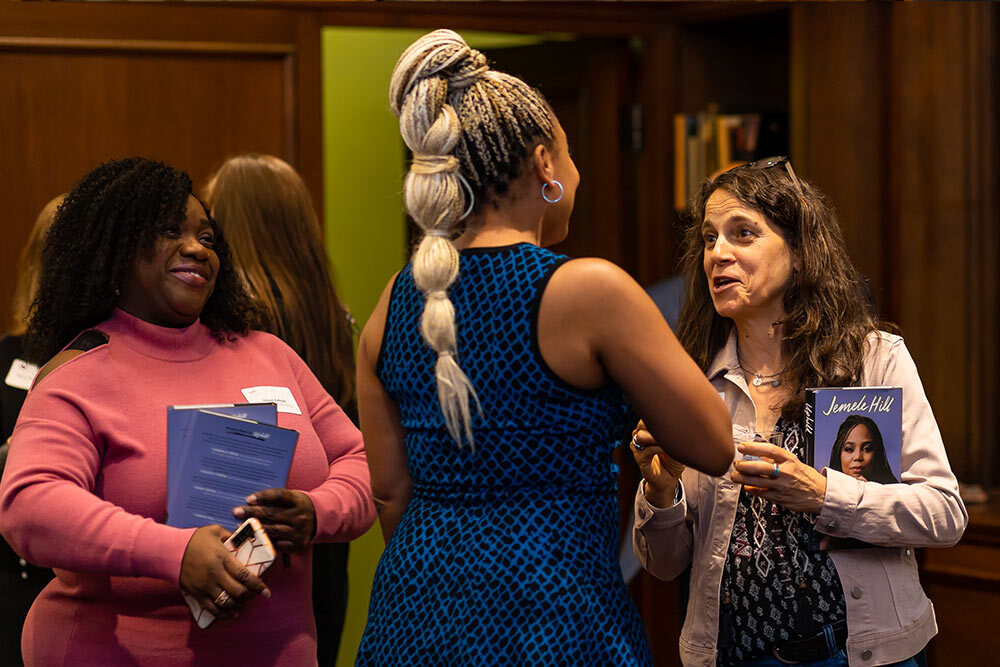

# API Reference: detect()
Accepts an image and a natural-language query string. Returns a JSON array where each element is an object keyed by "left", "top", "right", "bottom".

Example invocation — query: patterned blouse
[{"left": 716, "top": 419, "right": 847, "bottom": 666}]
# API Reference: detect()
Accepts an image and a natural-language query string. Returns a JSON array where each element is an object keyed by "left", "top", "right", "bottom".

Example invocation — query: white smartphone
[{"left": 184, "top": 517, "right": 276, "bottom": 629}]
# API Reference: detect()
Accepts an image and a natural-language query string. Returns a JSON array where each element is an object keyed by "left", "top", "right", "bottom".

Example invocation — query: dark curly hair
[
  {"left": 24, "top": 157, "right": 266, "bottom": 363},
  {"left": 676, "top": 164, "right": 896, "bottom": 420}
]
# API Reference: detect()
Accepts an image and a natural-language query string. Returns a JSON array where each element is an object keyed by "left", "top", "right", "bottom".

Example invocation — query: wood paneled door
[{"left": 0, "top": 4, "right": 322, "bottom": 335}]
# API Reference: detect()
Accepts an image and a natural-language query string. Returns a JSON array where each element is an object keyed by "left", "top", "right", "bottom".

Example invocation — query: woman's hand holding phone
[{"left": 179, "top": 525, "right": 271, "bottom": 622}]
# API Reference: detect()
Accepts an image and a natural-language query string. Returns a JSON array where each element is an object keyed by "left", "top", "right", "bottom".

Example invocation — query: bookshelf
[
  {"left": 672, "top": 109, "right": 788, "bottom": 209},
  {"left": 671, "top": 10, "right": 790, "bottom": 209}
]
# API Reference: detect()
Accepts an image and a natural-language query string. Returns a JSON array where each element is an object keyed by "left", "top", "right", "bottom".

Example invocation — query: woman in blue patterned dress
[{"left": 355, "top": 30, "right": 734, "bottom": 665}]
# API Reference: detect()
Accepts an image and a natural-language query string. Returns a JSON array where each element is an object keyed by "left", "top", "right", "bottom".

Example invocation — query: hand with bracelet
[{"left": 630, "top": 420, "right": 685, "bottom": 508}]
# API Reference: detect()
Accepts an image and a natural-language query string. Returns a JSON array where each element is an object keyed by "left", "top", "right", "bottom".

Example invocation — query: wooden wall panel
[
  {"left": 0, "top": 46, "right": 288, "bottom": 332},
  {"left": 0, "top": 5, "right": 322, "bottom": 339},
  {"left": 635, "top": 29, "right": 680, "bottom": 286},
  {"left": 792, "top": 2, "right": 998, "bottom": 486},
  {"left": 790, "top": 4, "right": 890, "bottom": 308},
  {"left": 675, "top": 13, "right": 788, "bottom": 117},
  {"left": 887, "top": 2, "right": 998, "bottom": 484},
  {"left": 968, "top": 4, "right": 1000, "bottom": 490},
  {"left": 921, "top": 494, "right": 1000, "bottom": 663},
  {"left": 485, "top": 40, "right": 634, "bottom": 270},
  {"left": 631, "top": 572, "right": 685, "bottom": 667},
  {"left": 292, "top": 11, "right": 323, "bottom": 196}
]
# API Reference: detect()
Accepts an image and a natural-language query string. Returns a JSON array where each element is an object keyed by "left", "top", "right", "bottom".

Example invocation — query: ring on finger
[
  {"left": 769, "top": 463, "right": 781, "bottom": 479},
  {"left": 631, "top": 434, "right": 645, "bottom": 451},
  {"left": 215, "top": 590, "right": 232, "bottom": 608}
]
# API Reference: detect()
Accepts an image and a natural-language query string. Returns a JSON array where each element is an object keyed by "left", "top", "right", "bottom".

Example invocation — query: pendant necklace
[{"left": 737, "top": 353, "right": 784, "bottom": 388}]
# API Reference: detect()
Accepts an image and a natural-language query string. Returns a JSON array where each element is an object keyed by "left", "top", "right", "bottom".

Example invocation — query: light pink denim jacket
[{"left": 633, "top": 331, "right": 967, "bottom": 667}]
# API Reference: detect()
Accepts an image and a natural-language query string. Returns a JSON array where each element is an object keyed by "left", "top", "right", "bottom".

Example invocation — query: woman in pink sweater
[{"left": 0, "top": 157, "right": 375, "bottom": 666}]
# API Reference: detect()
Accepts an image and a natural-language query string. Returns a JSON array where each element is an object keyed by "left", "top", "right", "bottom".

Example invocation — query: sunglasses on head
[{"left": 729, "top": 155, "right": 803, "bottom": 194}]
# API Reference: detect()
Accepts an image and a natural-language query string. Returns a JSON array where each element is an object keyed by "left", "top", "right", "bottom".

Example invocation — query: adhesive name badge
[
  {"left": 5, "top": 358, "right": 39, "bottom": 391},
  {"left": 241, "top": 386, "right": 301, "bottom": 415}
]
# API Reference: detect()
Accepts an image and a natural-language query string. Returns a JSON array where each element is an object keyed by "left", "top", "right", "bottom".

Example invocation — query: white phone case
[{"left": 184, "top": 517, "right": 276, "bottom": 629}]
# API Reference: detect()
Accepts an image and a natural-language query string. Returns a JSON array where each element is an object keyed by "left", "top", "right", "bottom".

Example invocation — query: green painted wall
[
  {"left": 321, "top": 27, "right": 544, "bottom": 666},
  {"left": 323, "top": 28, "right": 418, "bottom": 667}
]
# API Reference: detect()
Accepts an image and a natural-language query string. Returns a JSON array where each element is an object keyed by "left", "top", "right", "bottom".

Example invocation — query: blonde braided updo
[{"left": 389, "top": 29, "right": 555, "bottom": 446}]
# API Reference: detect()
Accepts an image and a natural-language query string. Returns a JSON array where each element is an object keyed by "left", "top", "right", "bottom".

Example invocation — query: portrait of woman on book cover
[{"left": 829, "top": 414, "right": 899, "bottom": 484}]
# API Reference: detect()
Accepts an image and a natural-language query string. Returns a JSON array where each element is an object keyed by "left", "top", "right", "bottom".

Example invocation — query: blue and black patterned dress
[{"left": 356, "top": 243, "right": 651, "bottom": 666}]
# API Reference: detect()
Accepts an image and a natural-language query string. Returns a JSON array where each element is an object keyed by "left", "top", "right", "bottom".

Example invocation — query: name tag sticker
[
  {"left": 240, "top": 386, "right": 301, "bottom": 415},
  {"left": 5, "top": 358, "right": 39, "bottom": 391}
]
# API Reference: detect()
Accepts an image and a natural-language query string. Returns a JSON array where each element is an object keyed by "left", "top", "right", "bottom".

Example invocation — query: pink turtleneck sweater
[{"left": 0, "top": 310, "right": 375, "bottom": 666}]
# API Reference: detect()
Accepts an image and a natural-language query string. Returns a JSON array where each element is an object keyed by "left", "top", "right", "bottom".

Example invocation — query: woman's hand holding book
[{"left": 233, "top": 488, "right": 317, "bottom": 553}]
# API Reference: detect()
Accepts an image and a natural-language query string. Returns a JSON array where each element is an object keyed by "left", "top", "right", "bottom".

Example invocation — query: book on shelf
[
  {"left": 166, "top": 405, "right": 297, "bottom": 531},
  {"left": 673, "top": 108, "right": 787, "bottom": 210},
  {"left": 804, "top": 386, "right": 902, "bottom": 484}
]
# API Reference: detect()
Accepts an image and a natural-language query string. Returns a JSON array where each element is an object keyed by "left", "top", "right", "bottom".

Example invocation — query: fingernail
[
  {"left": 737, "top": 444, "right": 746, "bottom": 452},
  {"left": 262, "top": 587, "right": 272, "bottom": 599},
  {"left": 246, "top": 495, "right": 257, "bottom": 504},
  {"left": 233, "top": 507, "right": 245, "bottom": 518}
]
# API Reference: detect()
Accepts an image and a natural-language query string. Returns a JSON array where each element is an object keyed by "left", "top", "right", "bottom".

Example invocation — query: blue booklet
[
  {"left": 166, "top": 408, "right": 298, "bottom": 531},
  {"left": 804, "top": 386, "right": 902, "bottom": 484},
  {"left": 167, "top": 403, "right": 278, "bottom": 503}
]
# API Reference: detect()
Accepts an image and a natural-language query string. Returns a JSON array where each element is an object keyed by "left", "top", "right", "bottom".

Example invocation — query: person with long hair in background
[
  {"left": 204, "top": 153, "right": 357, "bottom": 665},
  {"left": 355, "top": 30, "right": 733, "bottom": 665},
  {"left": 0, "top": 194, "right": 61, "bottom": 667}
]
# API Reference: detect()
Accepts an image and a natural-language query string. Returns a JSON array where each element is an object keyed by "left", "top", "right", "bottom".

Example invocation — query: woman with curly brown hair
[
  {"left": 0, "top": 157, "right": 374, "bottom": 666},
  {"left": 631, "top": 158, "right": 966, "bottom": 666}
]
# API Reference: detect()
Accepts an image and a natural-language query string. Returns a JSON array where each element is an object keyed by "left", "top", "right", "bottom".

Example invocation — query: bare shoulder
[
  {"left": 545, "top": 257, "right": 649, "bottom": 316},
  {"left": 31, "top": 329, "right": 111, "bottom": 389},
  {"left": 358, "top": 271, "right": 402, "bottom": 367},
  {"left": 32, "top": 349, "right": 89, "bottom": 389},
  {"left": 549, "top": 256, "right": 635, "bottom": 286}
]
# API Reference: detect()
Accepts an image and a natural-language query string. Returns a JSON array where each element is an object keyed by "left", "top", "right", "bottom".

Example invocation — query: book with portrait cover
[{"left": 804, "top": 386, "right": 902, "bottom": 484}]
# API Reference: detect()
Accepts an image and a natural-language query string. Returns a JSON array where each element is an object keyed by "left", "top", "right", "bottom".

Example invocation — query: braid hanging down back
[{"left": 389, "top": 29, "right": 554, "bottom": 446}]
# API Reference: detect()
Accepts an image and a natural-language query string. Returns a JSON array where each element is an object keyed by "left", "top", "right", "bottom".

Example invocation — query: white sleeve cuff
[{"left": 635, "top": 479, "right": 686, "bottom": 528}]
